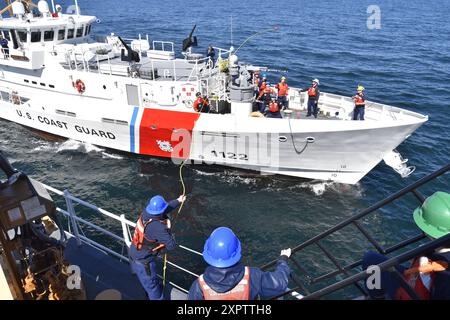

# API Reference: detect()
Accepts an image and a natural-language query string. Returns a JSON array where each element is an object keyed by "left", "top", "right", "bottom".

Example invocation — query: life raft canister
[
  {"left": 308, "top": 87, "right": 316, "bottom": 97},
  {"left": 73, "top": 79, "right": 86, "bottom": 94},
  {"left": 132, "top": 216, "right": 168, "bottom": 251},
  {"left": 396, "top": 257, "right": 436, "bottom": 300},
  {"left": 198, "top": 266, "right": 250, "bottom": 300}
]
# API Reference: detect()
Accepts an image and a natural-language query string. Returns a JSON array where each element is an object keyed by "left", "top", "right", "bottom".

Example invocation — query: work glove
[
  {"left": 177, "top": 195, "right": 186, "bottom": 203},
  {"left": 280, "top": 248, "right": 292, "bottom": 258}
]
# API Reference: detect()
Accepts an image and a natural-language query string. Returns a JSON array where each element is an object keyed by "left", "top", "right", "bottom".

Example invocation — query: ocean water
[{"left": 1, "top": 0, "right": 449, "bottom": 298}]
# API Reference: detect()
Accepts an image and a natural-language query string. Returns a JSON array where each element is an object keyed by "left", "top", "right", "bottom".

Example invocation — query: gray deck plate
[{"left": 64, "top": 237, "right": 187, "bottom": 300}]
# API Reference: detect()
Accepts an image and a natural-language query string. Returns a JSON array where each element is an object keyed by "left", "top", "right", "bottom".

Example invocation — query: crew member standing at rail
[
  {"left": 129, "top": 194, "right": 186, "bottom": 300},
  {"left": 193, "top": 92, "right": 210, "bottom": 113},
  {"left": 207, "top": 45, "right": 215, "bottom": 68},
  {"left": 362, "top": 191, "right": 450, "bottom": 300},
  {"left": 301, "top": 79, "right": 320, "bottom": 118},
  {"left": 188, "top": 227, "right": 292, "bottom": 300},
  {"left": 275, "top": 76, "right": 289, "bottom": 110},
  {"left": 352, "top": 85, "right": 366, "bottom": 120}
]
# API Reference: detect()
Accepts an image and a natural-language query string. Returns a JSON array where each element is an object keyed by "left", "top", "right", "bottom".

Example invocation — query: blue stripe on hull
[{"left": 130, "top": 106, "right": 139, "bottom": 153}]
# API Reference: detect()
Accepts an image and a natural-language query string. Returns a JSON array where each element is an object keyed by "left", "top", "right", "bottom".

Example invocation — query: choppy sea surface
[{"left": 1, "top": 0, "right": 449, "bottom": 298}]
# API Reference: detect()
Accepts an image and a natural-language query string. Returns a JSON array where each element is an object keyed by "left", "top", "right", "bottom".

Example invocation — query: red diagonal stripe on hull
[{"left": 139, "top": 109, "right": 200, "bottom": 159}]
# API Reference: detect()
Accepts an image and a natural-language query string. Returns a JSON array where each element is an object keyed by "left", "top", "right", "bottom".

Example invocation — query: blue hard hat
[
  {"left": 262, "top": 73, "right": 267, "bottom": 78},
  {"left": 145, "top": 195, "right": 169, "bottom": 215},
  {"left": 202, "top": 227, "right": 241, "bottom": 268}
]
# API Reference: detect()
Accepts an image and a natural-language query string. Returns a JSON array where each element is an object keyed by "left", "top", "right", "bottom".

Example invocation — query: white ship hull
[{"left": 0, "top": 95, "right": 426, "bottom": 184}]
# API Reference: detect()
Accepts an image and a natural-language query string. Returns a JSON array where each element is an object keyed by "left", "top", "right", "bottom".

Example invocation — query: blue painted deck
[{"left": 64, "top": 237, "right": 187, "bottom": 300}]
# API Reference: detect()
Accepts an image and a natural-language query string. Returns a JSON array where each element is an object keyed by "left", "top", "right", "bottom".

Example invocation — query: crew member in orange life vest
[
  {"left": 352, "top": 85, "right": 366, "bottom": 120},
  {"left": 193, "top": 92, "right": 210, "bottom": 113},
  {"left": 188, "top": 227, "right": 292, "bottom": 300},
  {"left": 301, "top": 79, "right": 320, "bottom": 118},
  {"left": 257, "top": 82, "right": 275, "bottom": 113},
  {"left": 259, "top": 74, "right": 267, "bottom": 91},
  {"left": 129, "top": 194, "right": 186, "bottom": 300},
  {"left": 275, "top": 76, "right": 289, "bottom": 110},
  {"left": 266, "top": 96, "right": 283, "bottom": 118},
  {"left": 362, "top": 191, "right": 450, "bottom": 300}
]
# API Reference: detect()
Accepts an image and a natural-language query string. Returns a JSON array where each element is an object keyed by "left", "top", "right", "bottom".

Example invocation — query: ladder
[{"left": 261, "top": 164, "right": 450, "bottom": 300}]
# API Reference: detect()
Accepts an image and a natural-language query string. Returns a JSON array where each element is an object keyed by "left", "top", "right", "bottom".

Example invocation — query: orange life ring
[{"left": 73, "top": 79, "right": 86, "bottom": 94}]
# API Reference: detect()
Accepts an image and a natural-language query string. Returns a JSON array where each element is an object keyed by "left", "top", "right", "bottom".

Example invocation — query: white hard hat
[{"left": 312, "top": 79, "right": 320, "bottom": 84}]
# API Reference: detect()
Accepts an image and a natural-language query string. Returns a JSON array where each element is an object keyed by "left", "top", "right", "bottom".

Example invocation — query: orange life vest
[
  {"left": 132, "top": 216, "right": 168, "bottom": 251},
  {"left": 258, "top": 86, "right": 273, "bottom": 99},
  {"left": 308, "top": 87, "right": 316, "bottom": 97},
  {"left": 269, "top": 101, "right": 279, "bottom": 113},
  {"left": 199, "top": 266, "right": 250, "bottom": 300},
  {"left": 396, "top": 257, "right": 436, "bottom": 300},
  {"left": 254, "top": 78, "right": 260, "bottom": 87},
  {"left": 276, "top": 82, "right": 289, "bottom": 96},
  {"left": 193, "top": 97, "right": 207, "bottom": 112},
  {"left": 259, "top": 82, "right": 267, "bottom": 90},
  {"left": 354, "top": 94, "right": 365, "bottom": 106}
]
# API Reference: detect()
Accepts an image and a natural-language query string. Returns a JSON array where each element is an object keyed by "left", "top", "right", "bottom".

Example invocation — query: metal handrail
[
  {"left": 301, "top": 233, "right": 450, "bottom": 300},
  {"left": 261, "top": 164, "right": 450, "bottom": 299}
]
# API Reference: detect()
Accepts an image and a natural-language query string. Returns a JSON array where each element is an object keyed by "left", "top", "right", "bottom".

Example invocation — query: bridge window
[
  {"left": 17, "top": 30, "right": 27, "bottom": 42},
  {"left": 44, "top": 30, "right": 54, "bottom": 42},
  {"left": 58, "top": 29, "right": 65, "bottom": 40},
  {"left": 76, "top": 27, "right": 83, "bottom": 38},
  {"left": 86, "top": 24, "right": 91, "bottom": 35},
  {"left": 31, "top": 31, "right": 41, "bottom": 43},
  {"left": 67, "top": 28, "right": 74, "bottom": 39}
]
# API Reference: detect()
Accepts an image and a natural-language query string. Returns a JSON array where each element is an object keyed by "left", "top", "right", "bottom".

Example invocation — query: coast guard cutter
[{"left": 0, "top": 0, "right": 428, "bottom": 184}]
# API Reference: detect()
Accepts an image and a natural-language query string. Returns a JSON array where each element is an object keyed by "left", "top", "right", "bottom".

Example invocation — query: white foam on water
[
  {"left": 56, "top": 139, "right": 104, "bottom": 153},
  {"left": 101, "top": 152, "right": 124, "bottom": 160}
]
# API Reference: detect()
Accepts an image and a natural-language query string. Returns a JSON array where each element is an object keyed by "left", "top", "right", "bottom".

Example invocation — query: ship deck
[{"left": 63, "top": 235, "right": 188, "bottom": 300}]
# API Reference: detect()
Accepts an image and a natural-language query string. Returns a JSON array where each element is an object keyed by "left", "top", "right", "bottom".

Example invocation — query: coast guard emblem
[{"left": 156, "top": 140, "right": 173, "bottom": 153}]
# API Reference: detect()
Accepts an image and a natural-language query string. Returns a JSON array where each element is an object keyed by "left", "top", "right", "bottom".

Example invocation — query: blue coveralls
[
  {"left": 187, "top": 256, "right": 291, "bottom": 300},
  {"left": 129, "top": 200, "right": 179, "bottom": 300},
  {"left": 362, "top": 250, "right": 450, "bottom": 299}
]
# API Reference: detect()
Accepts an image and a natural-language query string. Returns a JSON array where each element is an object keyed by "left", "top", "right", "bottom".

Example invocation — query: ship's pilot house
[{"left": 0, "top": 0, "right": 96, "bottom": 69}]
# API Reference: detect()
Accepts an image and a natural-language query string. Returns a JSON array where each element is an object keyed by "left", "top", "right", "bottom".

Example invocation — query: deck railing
[{"left": 41, "top": 183, "right": 203, "bottom": 294}]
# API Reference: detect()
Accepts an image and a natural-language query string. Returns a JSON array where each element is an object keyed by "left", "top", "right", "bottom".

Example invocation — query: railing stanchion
[{"left": 64, "top": 189, "right": 82, "bottom": 247}]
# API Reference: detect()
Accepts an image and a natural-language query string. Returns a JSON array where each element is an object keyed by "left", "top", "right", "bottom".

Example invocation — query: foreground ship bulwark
[{"left": 0, "top": 1, "right": 428, "bottom": 184}]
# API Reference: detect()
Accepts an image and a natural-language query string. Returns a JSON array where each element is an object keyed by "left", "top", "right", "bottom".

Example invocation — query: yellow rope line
[{"left": 163, "top": 158, "right": 188, "bottom": 289}]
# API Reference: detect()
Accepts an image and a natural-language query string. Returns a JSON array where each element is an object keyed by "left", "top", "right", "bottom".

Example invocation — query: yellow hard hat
[
  {"left": 281, "top": 76, "right": 286, "bottom": 80},
  {"left": 357, "top": 85, "right": 365, "bottom": 91}
]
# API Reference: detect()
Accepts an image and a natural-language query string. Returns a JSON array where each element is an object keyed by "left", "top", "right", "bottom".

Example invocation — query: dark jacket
[
  {"left": 430, "top": 250, "right": 450, "bottom": 299},
  {"left": 129, "top": 199, "right": 179, "bottom": 264},
  {"left": 188, "top": 256, "right": 291, "bottom": 300}
]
